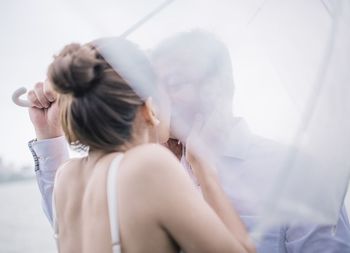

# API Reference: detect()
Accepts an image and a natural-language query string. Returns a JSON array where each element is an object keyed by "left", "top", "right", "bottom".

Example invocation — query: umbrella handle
[{"left": 12, "top": 87, "right": 31, "bottom": 107}]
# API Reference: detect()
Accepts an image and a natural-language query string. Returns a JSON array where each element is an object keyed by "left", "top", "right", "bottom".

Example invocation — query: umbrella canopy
[{"left": 5, "top": 0, "right": 350, "bottom": 235}]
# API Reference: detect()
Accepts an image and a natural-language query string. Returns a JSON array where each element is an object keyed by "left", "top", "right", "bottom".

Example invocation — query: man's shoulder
[{"left": 246, "top": 135, "right": 291, "bottom": 162}]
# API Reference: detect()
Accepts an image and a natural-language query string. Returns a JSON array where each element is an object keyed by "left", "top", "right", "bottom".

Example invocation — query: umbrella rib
[
  {"left": 320, "top": 0, "right": 333, "bottom": 18},
  {"left": 247, "top": 0, "right": 270, "bottom": 26},
  {"left": 120, "top": 0, "right": 176, "bottom": 38}
]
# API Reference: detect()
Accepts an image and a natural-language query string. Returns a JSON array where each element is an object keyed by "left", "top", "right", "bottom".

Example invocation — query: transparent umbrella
[{"left": 11, "top": 0, "right": 350, "bottom": 239}]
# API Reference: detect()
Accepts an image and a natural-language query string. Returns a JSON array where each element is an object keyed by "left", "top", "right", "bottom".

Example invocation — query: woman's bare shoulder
[
  {"left": 124, "top": 143, "right": 179, "bottom": 169},
  {"left": 120, "top": 144, "right": 184, "bottom": 184},
  {"left": 119, "top": 144, "right": 190, "bottom": 216}
]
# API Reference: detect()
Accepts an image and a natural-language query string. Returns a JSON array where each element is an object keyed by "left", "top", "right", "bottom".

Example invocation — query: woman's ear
[{"left": 143, "top": 97, "right": 160, "bottom": 126}]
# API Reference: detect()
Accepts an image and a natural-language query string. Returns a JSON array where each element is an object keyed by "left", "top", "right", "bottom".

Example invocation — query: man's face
[{"left": 153, "top": 57, "right": 204, "bottom": 140}]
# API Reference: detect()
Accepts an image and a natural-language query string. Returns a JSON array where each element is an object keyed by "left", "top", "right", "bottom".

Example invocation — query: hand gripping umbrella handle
[{"left": 12, "top": 87, "right": 31, "bottom": 107}]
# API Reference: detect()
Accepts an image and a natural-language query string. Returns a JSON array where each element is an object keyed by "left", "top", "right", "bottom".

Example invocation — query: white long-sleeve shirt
[{"left": 28, "top": 136, "right": 69, "bottom": 224}]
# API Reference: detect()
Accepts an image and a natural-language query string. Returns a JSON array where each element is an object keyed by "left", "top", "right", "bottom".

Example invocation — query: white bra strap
[{"left": 107, "top": 154, "right": 124, "bottom": 253}]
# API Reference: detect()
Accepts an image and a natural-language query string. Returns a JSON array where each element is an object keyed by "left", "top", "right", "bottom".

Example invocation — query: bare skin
[
  {"left": 28, "top": 82, "right": 255, "bottom": 253},
  {"left": 55, "top": 145, "right": 251, "bottom": 253},
  {"left": 27, "top": 81, "right": 62, "bottom": 140}
]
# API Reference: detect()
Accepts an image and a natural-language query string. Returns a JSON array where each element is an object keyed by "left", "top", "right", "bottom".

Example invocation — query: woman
[{"left": 49, "top": 37, "right": 255, "bottom": 253}]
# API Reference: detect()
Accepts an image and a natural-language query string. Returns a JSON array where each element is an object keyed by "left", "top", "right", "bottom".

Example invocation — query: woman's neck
[{"left": 87, "top": 128, "right": 152, "bottom": 162}]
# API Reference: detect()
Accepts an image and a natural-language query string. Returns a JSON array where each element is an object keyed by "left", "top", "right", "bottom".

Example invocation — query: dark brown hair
[{"left": 48, "top": 38, "right": 155, "bottom": 152}]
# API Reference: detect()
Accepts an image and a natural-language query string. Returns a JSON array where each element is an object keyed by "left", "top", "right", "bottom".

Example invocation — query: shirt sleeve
[
  {"left": 28, "top": 136, "right": 69, "bottom": 226},
  {"left": 285, "top": 205, "right": 350, "bottom": 253}
]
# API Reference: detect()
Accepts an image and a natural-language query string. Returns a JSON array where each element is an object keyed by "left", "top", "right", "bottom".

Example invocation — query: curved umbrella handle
[{"left": 12, "top": 87, "right": 31, "bottom": 107}]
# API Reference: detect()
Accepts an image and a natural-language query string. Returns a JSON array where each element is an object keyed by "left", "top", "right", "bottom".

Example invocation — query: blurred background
[{"left": 1, "top": 0, "right": 349, "bottom": 252}]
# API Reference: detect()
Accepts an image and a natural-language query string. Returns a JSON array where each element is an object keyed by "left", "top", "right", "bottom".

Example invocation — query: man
[
  {"left": 28, "top": 30, "right": 350, "bottom": 252},
  {"left": 149, "top": 30, "right": 350, "bottom": 253}
]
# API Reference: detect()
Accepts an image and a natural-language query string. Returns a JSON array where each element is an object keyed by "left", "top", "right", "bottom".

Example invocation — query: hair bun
[{"left": 48, "top": 43, "right": 103, "bottom": 97}]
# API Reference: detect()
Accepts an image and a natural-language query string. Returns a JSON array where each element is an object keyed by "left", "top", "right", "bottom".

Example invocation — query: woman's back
[
  {"left": 54, "top": 144, "right": 180, "bottom": 253},
  {"left": 49, "top": 39, "right": 253, "bottom": 253}
]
